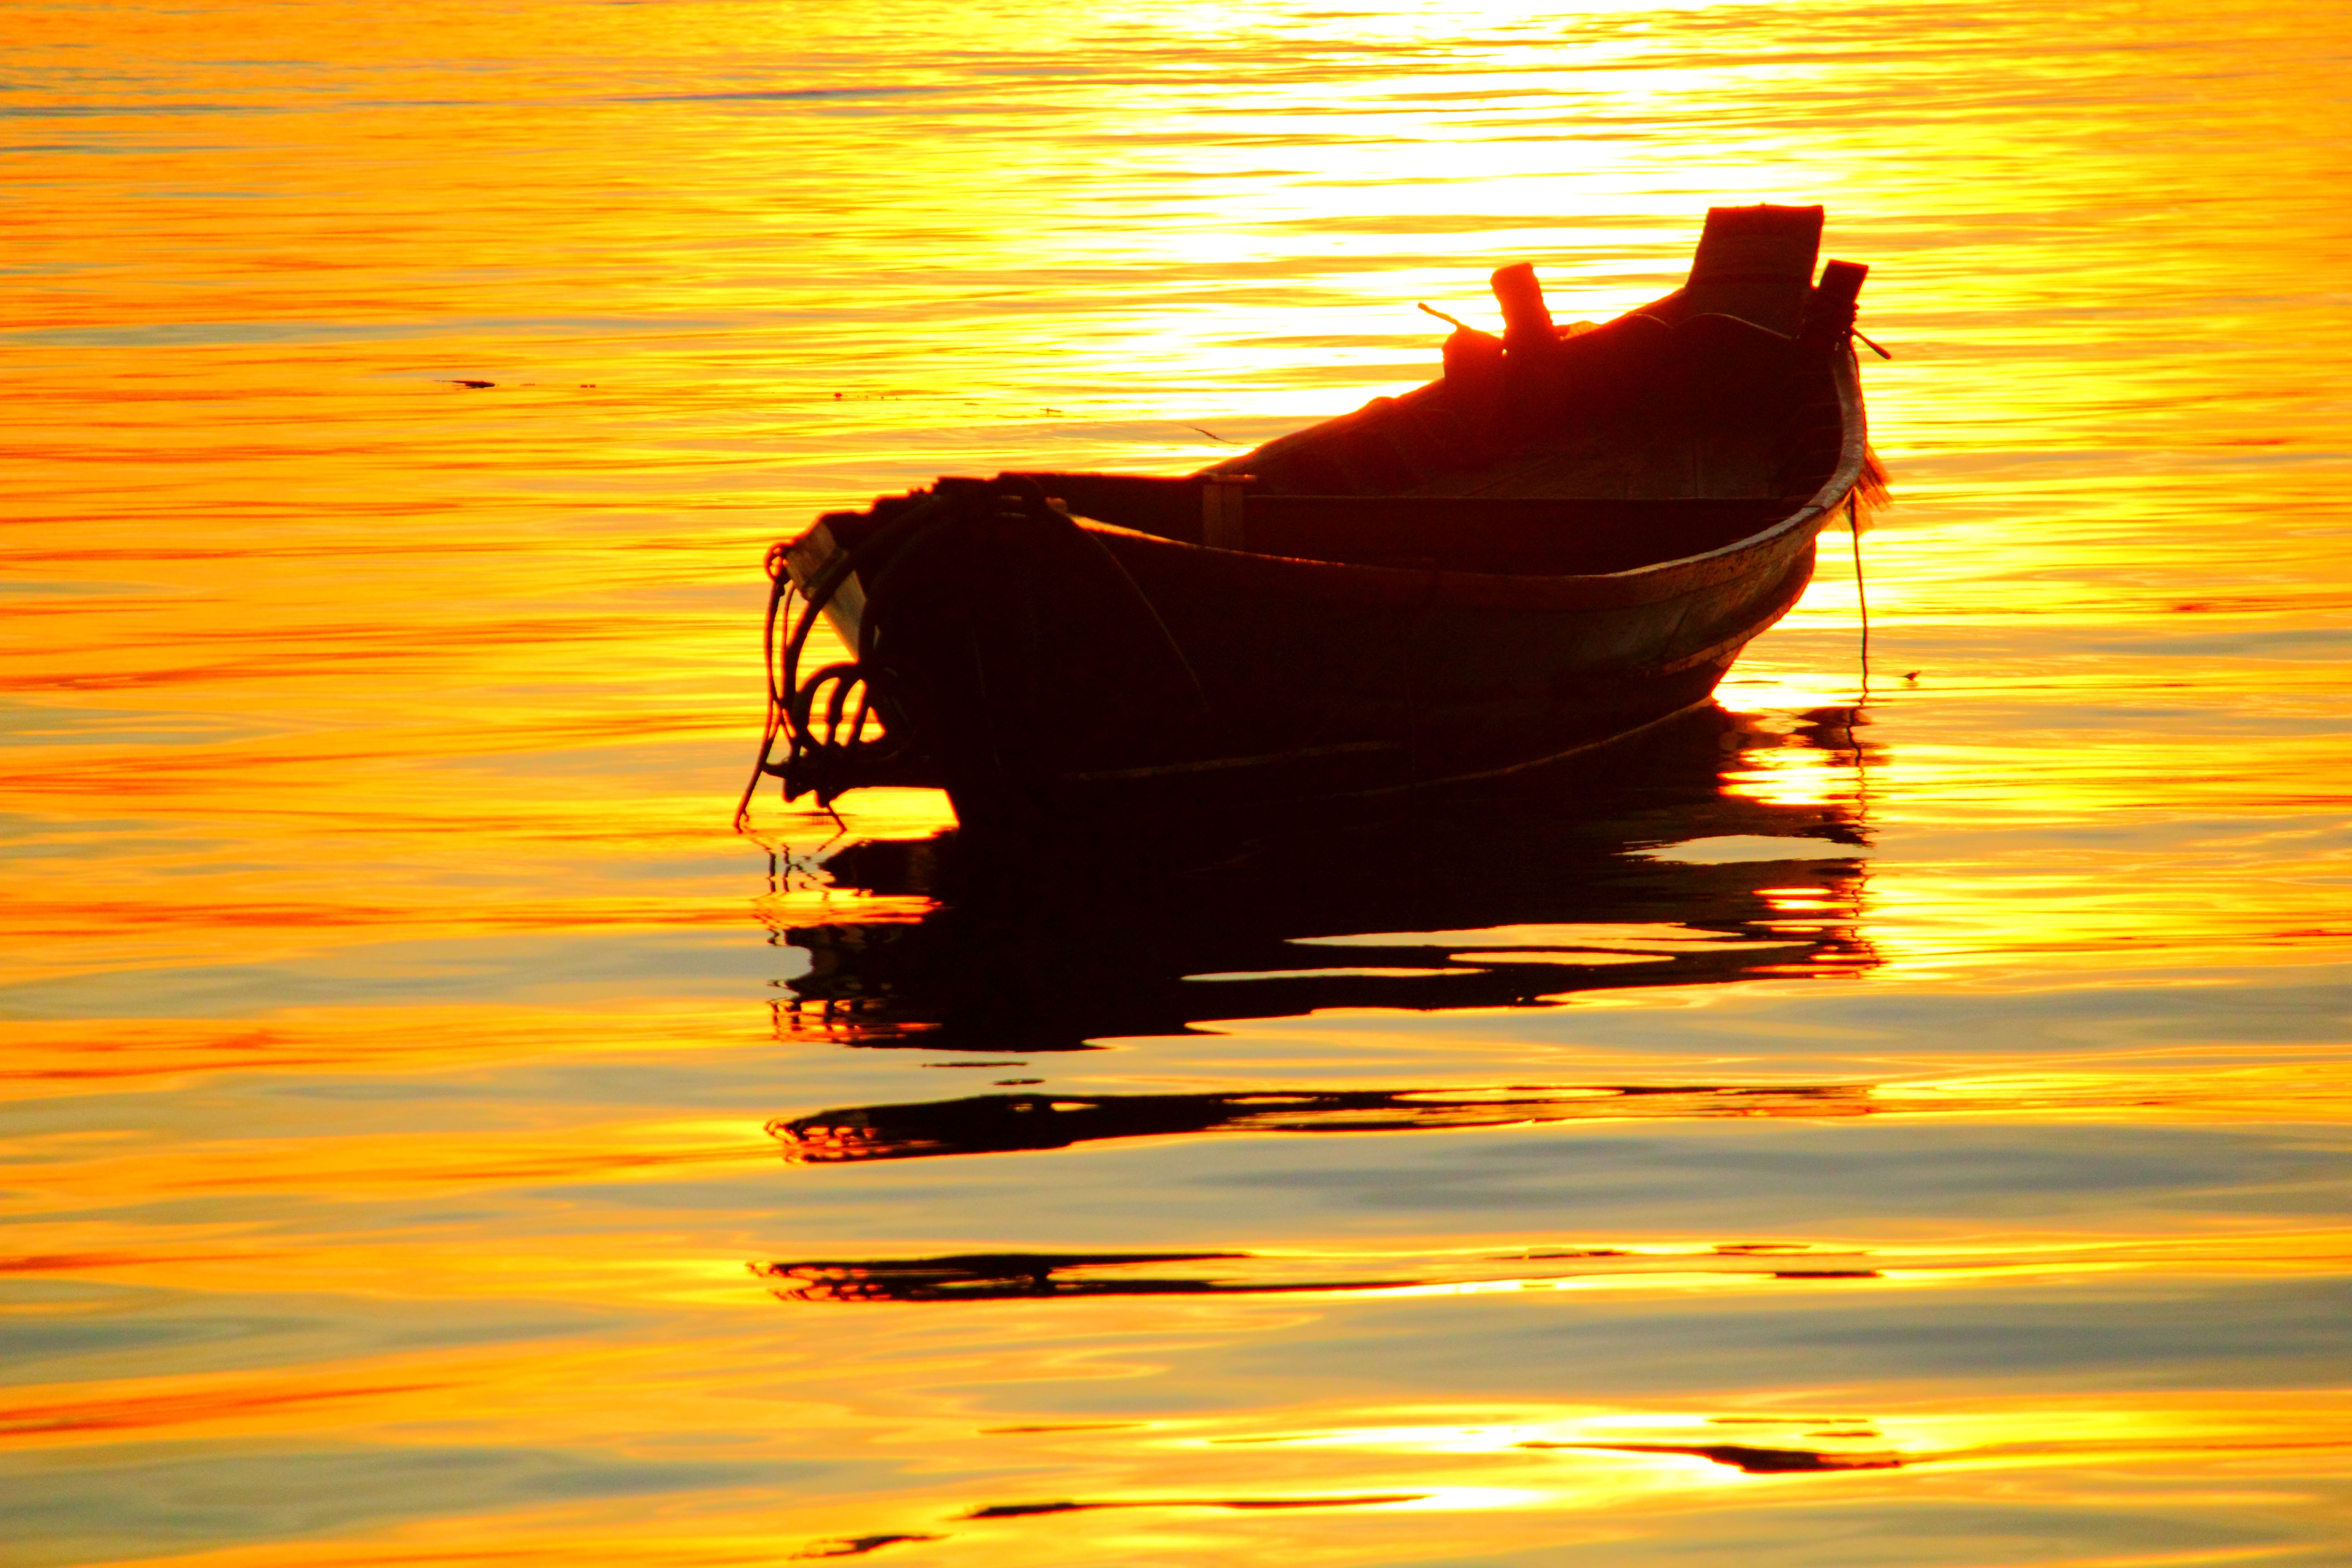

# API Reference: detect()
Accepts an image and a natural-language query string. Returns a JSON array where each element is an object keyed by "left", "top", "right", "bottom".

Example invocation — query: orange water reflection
[{"left": 6, "top": 0, "right": 2352, "bottom": 1563}]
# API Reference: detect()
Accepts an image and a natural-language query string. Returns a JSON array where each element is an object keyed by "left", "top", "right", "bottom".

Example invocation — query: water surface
[{"left": 5, "top": 1, "right": 2350, "bottom": 1563}]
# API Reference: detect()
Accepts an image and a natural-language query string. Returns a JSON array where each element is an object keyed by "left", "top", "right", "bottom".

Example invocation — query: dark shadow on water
[
  {"left": 1518, "top": 1440, "right": 1905, "bottom": 1473},
  {"left": 756, "top": 1250, "right": 1394, "bottom": 1303},
  {"left": 772, "top": 1082, "right": 1875, "bottom": 1163},
  {"left": 753, "top": 706, "right": 1889, "bottom": 1311},
  {"left": 764, "top": 704, "right": 1878, "bottom": 1052},
  {"left": 792, "top": 1534, "right": 940, "bottom": 1560},
  {"left": 752, "top": 1243, "right": 1889, "bottom": 1304},
  {"left": 962, "top": 1494, "right": 1428, "bottom": 1519}
]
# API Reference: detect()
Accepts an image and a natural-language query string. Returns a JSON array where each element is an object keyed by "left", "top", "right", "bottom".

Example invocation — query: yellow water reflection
[
  {"left": 6, "top": 0, "right": 2352, "bottom": 1562},
  {"left": 12, "top": 1360, "right": 2347, "bottom": 1568}
]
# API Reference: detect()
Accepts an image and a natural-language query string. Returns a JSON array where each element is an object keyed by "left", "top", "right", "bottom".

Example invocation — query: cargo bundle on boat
[{"left": 743, "top": 204, "right": 1882, "bottom": 829}]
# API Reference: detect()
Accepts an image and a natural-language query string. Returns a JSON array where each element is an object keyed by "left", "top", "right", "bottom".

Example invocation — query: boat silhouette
[{"left": 745, "top": 203, "right": 1882, "bottom": 828}]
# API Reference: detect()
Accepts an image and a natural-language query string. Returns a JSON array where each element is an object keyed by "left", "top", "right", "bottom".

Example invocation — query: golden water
[{"left": 5, "top": 1, "right": 2349, "bottom": 1562}]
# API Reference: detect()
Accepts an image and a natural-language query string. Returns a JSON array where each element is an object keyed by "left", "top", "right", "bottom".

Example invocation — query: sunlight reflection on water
[{"left": 3, "top": 0, "right": 2350, "bottom": 1563}]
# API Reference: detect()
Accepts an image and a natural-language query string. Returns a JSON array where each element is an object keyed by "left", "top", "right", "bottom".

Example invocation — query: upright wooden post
[
  {"left": 1490, "top": 262, "right": 1555, "bottom": 356},
  {"left": 1201, "top": 475, "right": 1250, "bottom": 550}
]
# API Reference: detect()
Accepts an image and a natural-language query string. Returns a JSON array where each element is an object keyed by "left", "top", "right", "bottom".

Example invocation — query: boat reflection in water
[
  {"left": 758, "top": 702, "right": 1884, "bottom": 1307},
  {"left": 766, "top": 701, "right": 1876, "bottom": 1059}
]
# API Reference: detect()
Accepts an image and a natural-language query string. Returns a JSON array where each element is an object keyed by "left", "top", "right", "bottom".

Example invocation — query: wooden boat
[{"left": 744, "top": 203, "right": 1882, "bottom": 828}]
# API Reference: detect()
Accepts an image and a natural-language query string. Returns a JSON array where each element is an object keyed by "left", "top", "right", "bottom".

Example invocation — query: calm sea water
[{"left": 5, "top": 2, "right": 2350, "bottom": 1563}]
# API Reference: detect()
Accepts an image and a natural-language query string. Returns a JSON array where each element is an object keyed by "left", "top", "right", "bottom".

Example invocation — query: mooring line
[{"left": 1850, "top": 492, "right": 1870, "bottom": 705}]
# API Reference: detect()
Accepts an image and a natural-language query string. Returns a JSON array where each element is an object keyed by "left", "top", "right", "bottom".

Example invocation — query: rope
[
  {"left": 1849, "top": 491, "right": 1870, "bottom": 704},
  {"left": 732, "top": 486, "right": 974, "bottom": 828},
  {"left": 732, "top": 544, "right": 797, "bottom": 832}
]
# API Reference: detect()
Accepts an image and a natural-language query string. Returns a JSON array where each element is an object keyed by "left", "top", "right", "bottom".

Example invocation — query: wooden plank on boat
[
  {"left": 1685, "top": 204, "right": 1823, "bottom": 335},
  {"left": 1489, "top": 261, "right": 1556, "bottom": 354},
  {"left": 1202, "top": 475, "right": 1249, "bottom": 550}
]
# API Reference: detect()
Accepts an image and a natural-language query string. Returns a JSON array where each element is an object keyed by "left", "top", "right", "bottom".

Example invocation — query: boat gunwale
[{"left": 1065, "top": 341, "right": 1867, "bottom": 610}]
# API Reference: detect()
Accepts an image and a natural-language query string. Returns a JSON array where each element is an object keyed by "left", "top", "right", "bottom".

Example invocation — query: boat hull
[
  {"left": 1069, "top": 521, "right": 1820, "bottom": 786},
  {"left": 782, "top": 498, "right": 1827, "bottom": 822},
  {"left": 748, "top": 204, "right": 1876, "bottom": 828}
]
